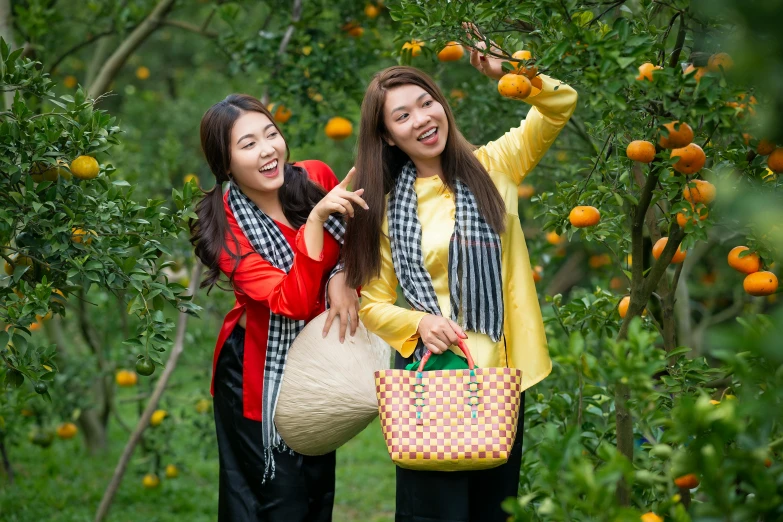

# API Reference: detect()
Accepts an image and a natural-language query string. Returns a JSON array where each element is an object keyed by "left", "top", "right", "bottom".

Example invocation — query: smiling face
[
  {"left": 382, "top": 84, "right": 449, "bottom": 164},
  {"left": 228, "top": 110, "right": 287, "bottom": 194}
]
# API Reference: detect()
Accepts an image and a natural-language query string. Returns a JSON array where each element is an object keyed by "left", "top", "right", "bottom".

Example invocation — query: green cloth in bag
[{"left": 404, "top": 349, "right": 476, "bottom": 372}]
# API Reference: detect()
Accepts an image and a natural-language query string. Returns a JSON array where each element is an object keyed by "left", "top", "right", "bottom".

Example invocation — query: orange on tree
[
  {"left": 530, "top": 75, "right": 543, "bottom": 91},
  {"left": 532, "top": 265, "right": 543, "bottom": 283},
  {"left": 324, "top": 117, "right": 353, "bottom": 141},
  {"left": 69, "top": 155, "right": 100, "bottom": 180},
  {"left": 756, "top": 140, "right": 776, "bottom": 156},
  {"left": 364, "top": 4, "right": 379, "bottom": 18},
  {"left": 626, "top": 140, "right": 656, "bottom": 163},
  {"left": 196, "top": 398, "right": 211, "bottom": 414},
  {"left": 676, "top": 202, "right": 708, "bottom": 227},
  {"left": 652, "top": 237, "right": 687, "bottom": 264},
  {"left": 517, "top": 184, "right": 535, "bottom": 199},
  {"left": 768, "top": 148, "right": 783, "bottom": 173},
  {"left": 636, "top": 62, "right": 662, "bottom": 81},
  {"left": 618, "top": 296, "right": 631, "bottom": 318},
  {"left": 743, "top": 271, "right": 778, "bottom": 296},
  {"left": 569, "top": 206, "right": 601, "bottom": 228},
  {"left": 708, "top": 52, "right": 733, "bottom": 72},
  {"left": 342, "top": 22, "right": 364, "bottom": 38},
  {"left": 510, "top": 50, "right": 537, "bottom": 79},
  {"left": 56, "top": 422, "right": 78, "bottom": 440},
  {"left": 4, "top": 254, "right": 32, "bottom": 275},
  {"left": 71, "top": 227, "right": 95, "bottom": 245},
  {"left": 268, "top": 104, "right": 292, "bottom": 124},
  {"left": 449, "top": 89, "right": 466, "bottom": 101},
  {"left": 589, "top": 253, "right": 611, "bottom": 269},
  {"left": 683, "top": 179, "right": 716, "bottom": 204},
  {"left": 165, "top": 464, "right": 179, "bottom": 478},
  {"left": 183, "top": 173, "right": 199, "bottom": 185},
  {"left": 684, "top": 63, "right": 706, "bottom": 82},
  {"left": 727, "top": 246, "right": 761, "bottom": 274},
  {"left": 142, "top": 474, "right": 160, "bottom": 489},
  {"left": 116, "top": 369, "right": 139, "bottom": 387},
  {"left": 135, "top": 66, "right": 150, "bottom": 80},
  {"left": 63, "top": 75, "right": 78, "bottom": 89},
  {"left": 437, "top": 42, "right": 464, "bottom": 62},
  {"left": 401, "top": 40, "right": 423, "bottom": 57},
  {"left": 498, "top": 73, "right": 532, "bottom": 99},
  {"left": 671, "top": 143, "right": 706, "bottom": 175},
  {"left": 609, "top": 276, "right": 624, "bottom": 291},
  {"left": 36, "top": 310, "right": 53, "bottom": 322},
  {"left": 150, "top": 409, "right": 167, "bottom": 427},
  {"left": 641, "top": 513, "right": 663, "bottom": 522},
  {"left": 545, "top": 230, "right": 563, "bottom": 245},
  {"left": 659, "top": 121, "right": 693, "bottom": 149},
  {"left": 674, "top": 473, "right": 700, "bottom": 489}
]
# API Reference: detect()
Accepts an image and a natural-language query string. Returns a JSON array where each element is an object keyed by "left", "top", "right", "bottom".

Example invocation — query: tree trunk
[
  {"left": 0, "top": 437, "right": 14, "bottom": 484},
  {"left": 94, "top": 263, "right": 203, "bottom": 522}
]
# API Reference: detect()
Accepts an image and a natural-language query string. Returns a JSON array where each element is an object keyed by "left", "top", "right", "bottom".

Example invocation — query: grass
[{"left": 0, "top": 337, "right": 395, "bottom": 521}]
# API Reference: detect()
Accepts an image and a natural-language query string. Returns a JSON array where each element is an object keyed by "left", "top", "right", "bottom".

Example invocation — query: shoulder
[{"left": 295, "top": 160, "right": 338, "bottom": 191}]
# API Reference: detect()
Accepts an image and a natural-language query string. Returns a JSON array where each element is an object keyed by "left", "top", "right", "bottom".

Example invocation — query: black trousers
[
  {"left": 213, "top": 325, "right": 336, "bottom": 522},
  {"left": 393, "top": 351, "right": 526, "bottom": 522}
]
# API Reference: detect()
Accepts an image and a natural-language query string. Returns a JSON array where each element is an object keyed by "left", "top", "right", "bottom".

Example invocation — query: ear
[{"left": 383, "top": 134, "right": 395, "bottom": 147}]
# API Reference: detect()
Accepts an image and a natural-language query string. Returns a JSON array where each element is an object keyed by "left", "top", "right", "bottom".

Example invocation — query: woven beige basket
[{"left": 275, "top": 311, "right": 391, "bottom": 455}]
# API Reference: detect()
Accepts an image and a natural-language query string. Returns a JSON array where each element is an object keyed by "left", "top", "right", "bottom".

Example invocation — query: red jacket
[{"left": 211, "top": 160, "right": 341, "bottom": 420}]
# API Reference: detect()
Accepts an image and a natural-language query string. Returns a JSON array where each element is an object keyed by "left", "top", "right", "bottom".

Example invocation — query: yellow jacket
[{"left": 359, "top": 75, "right": 578, "bottom": 392}]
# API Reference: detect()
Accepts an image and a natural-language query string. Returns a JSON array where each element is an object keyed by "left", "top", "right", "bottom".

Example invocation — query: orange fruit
[
  {"left": 165, "top": 464, "right": 179, "bottom": 478},
  {"left": 674, "top": 473, "right": 700, "bottom": 489},
  {"left": 364, "top": 4, "right": 379, "bottom": 18},
  {"left": 437, "top": 42, "right": 464, "bottom": 62},
  {"left": 765, "top": 458, "right": 773, "bottom": 468},
  {"left": 4, "top": 254, "right": 32, "bottom": 276},
  {"left": 727, "top": 246, "right": 761, "bottom": 274},
  {"left": 652, "top": 237, "right": 687, "bottom": 264},
  {"left": 636, "top": 62, "right": 662, "bottom": 82},
  {"left": 116, "top": 369, "right": 139, "bottom": 387},
  {"left": 683, "top": 179, "right": 716, "bottom": 204},
  {"left": 532, "top": 265, "right": 543, "bottom": 283},
  {"left": 545, "top": 230, "right": 563, "bottom": 245},
  {"left": 768, "top": 148, "right": 783, "bottom": 173},
  {"left": 69, "top": 155, "right": 100, "bottom": 180},
  {"left": 757, "top": 140, "right": 776, "bottom": 156},
  {"left": 684, "top": 64, "right": 706, "bottom": 82},
  {"left": 401, "top": 40, "right": 423, "bottom": 57},
  {"left": 341, "top": 22, "right": 364, "bottom": 37},
  {"left": 626, "top": 141, "right": 656, "bottom": 163},
  {"left": 671, "top": 143, "right": 706, "bottom": 175},
  {"left": 450, "top": 89, "right": 466, "bottom": 101},
  {"left": 530, "top": 75, "right": 543, "bottom": 92},
  {"left": 618, "top": 296, "right": 631, "bottom": 318},
  {"left": 676, "top": 203, "right": 708, "bottom": 227},
  {"left": 498, "top": 73, "right": 532, "bottom": 99},
  {"left": 150, "top": 409, "right": 167, "bottom": 427},
  {"left": 56, "top": 422, "right": 78, "bottom": 439},
  {"left": 195, "top": 399, "right": 211, "bottom": 414},
  {"left": 659, "top": 121, "right": 694, "bottom": 149},
  {"left": 609, "top": 277, "right": 624, "bottom": 291},
  {"left": 142, "top": 474, "right": 160, "bottom": 489},
  {"left": 183, "top": 173, "right": 199, "bottom": 185},
  {"left": 708, "top": 52, "right": 733, "bottom": 72},
  {"left": 63, "top": 75, "right": 78, "bottom": 89},
  {"left": 743, "top": 271, "right": 778, "bottom": 296},
  {"left": 641, "top": 513, "right": 663, "bottom": 522},
  {"left": 71, "top": 227, "right": 94, "bottom": 245},
  {"left": 517, "top": 184, "right": 535, "bottom": 199},
  {"left": 511, "top": 50, "right": 538, "bottom": 79},
  {"left": 588, "top": 254, "right": 611, "bottom": 269},
  {"left": 268, "top": 104, "right": 292, "bottom": 124},
  {"left": 569, "top": 206, "right": 601, "bottom": 228},
  {"left": 324, "top": 117, "right": 353, "bottom": 141},
  {"left": 135, "top": 66, "right": 150, "bottom": 80}
]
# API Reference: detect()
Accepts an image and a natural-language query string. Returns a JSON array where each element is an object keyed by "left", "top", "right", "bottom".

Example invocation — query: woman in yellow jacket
[{"left": 342, "top": 44, "right": 577, "bottom": 521}]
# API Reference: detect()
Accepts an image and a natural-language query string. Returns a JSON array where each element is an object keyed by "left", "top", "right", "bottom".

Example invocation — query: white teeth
[
  {"left": 261, "top": 160, "right": 278, "bottom": 172},
  {"left": 418, "top": 128, "right": 437, "bottom": 141}
]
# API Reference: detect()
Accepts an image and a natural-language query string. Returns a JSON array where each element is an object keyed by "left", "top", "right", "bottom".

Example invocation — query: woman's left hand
[
  {"left": 464, "top": 23, "right": 507, "bottom": 81},
  {"left": 323, "top": 271, "right": 360, "bottom": 343}
]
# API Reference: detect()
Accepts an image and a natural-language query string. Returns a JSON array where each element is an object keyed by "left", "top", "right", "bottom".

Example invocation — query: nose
[
  {"left": 259, "top": 142, "right": 275, "bottom": 158},
  {"left": 412, "top": 109, "right": 431, "bottom": 129}
]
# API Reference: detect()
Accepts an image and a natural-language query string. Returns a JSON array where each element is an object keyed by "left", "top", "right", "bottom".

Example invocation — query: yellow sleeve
[
  {"left": 358, "top": 221, "right": 428, "bottom": 358},
  {"left": 474, "top": 74, "right": 578, "bottom": 185}
]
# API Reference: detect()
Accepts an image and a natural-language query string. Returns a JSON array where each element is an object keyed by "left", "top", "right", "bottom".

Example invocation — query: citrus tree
[{"left": 387, "top": 0, "right": 782, "bottom": 520}]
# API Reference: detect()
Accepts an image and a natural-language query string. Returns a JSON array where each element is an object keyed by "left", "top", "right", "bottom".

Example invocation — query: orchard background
[{"left": 1, "top": 1, "right": 782, "bottom": 521}]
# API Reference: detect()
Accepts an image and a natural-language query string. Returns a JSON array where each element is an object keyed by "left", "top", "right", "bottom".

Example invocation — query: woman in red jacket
[{"left": 190, "top": 94, "right": 366, "bottom": 522}]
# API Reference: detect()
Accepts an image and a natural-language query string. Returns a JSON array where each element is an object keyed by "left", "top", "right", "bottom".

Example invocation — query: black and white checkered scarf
[
  {"left": 388, "top": 161, "right": 503, "bottom": 358},
  {"left": 227, "top": 179, "right": 344, "bottom": 482}
]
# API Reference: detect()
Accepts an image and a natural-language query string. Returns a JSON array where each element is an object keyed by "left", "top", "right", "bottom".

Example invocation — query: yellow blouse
[{"left": 358, "top": 75, "right": 578, "bottom": 392}]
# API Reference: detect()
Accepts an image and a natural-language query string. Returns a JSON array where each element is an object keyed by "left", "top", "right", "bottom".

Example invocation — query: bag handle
[{"left": 417, "top": 338, "right": 476, "bottom": 373}]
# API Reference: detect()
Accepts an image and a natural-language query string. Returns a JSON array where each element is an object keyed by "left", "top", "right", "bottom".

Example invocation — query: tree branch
[
  {"left": 88, "top": 0, "right": 177, "bottom": 98},
  {"left": 49, "top": 30, "right": 115, "bottom": 75}
]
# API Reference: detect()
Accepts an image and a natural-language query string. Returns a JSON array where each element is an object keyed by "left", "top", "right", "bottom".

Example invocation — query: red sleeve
[
  {"left": 219, "top": 203, "right": 336, "bottom": 321},
  {"left": 297, "top": 159, "right": 339, "bottom": 191}
]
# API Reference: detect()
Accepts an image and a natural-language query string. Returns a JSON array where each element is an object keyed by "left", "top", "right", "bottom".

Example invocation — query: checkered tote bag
[{"left": 375, "top": 340, "right": 523, "bottom": 471}]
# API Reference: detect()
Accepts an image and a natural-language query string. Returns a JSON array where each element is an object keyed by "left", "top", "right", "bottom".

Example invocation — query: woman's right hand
[
  {"left": 309, "top": 167, "right": 368, "bottom": 224},
  {"left": 416, "top": 314, "right": 467, "bottom": 354}
]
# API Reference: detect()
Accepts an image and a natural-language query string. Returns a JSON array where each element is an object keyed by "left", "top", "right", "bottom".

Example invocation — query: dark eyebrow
[
  {"left": 391, "top": 92, "right": 430, "bottom": 114},
  {"left": 236, "top": 124, "right": 276, "bottom": 144}
]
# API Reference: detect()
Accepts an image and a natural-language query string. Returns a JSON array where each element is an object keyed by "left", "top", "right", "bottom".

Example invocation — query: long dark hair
[
  {"left": 343, "top": 66, "right": 506, "bottom": 288},
  {"left": 190, "top": 94, "right": 326, "bottom": 290}
]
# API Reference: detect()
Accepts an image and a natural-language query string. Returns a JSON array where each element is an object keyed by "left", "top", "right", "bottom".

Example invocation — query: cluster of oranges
[
  {"left": 727, "top": 246, "right": 778, "bottom": 296},
  {"left": 498, "top": 50, "right": 543, "bottom": 100}
]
